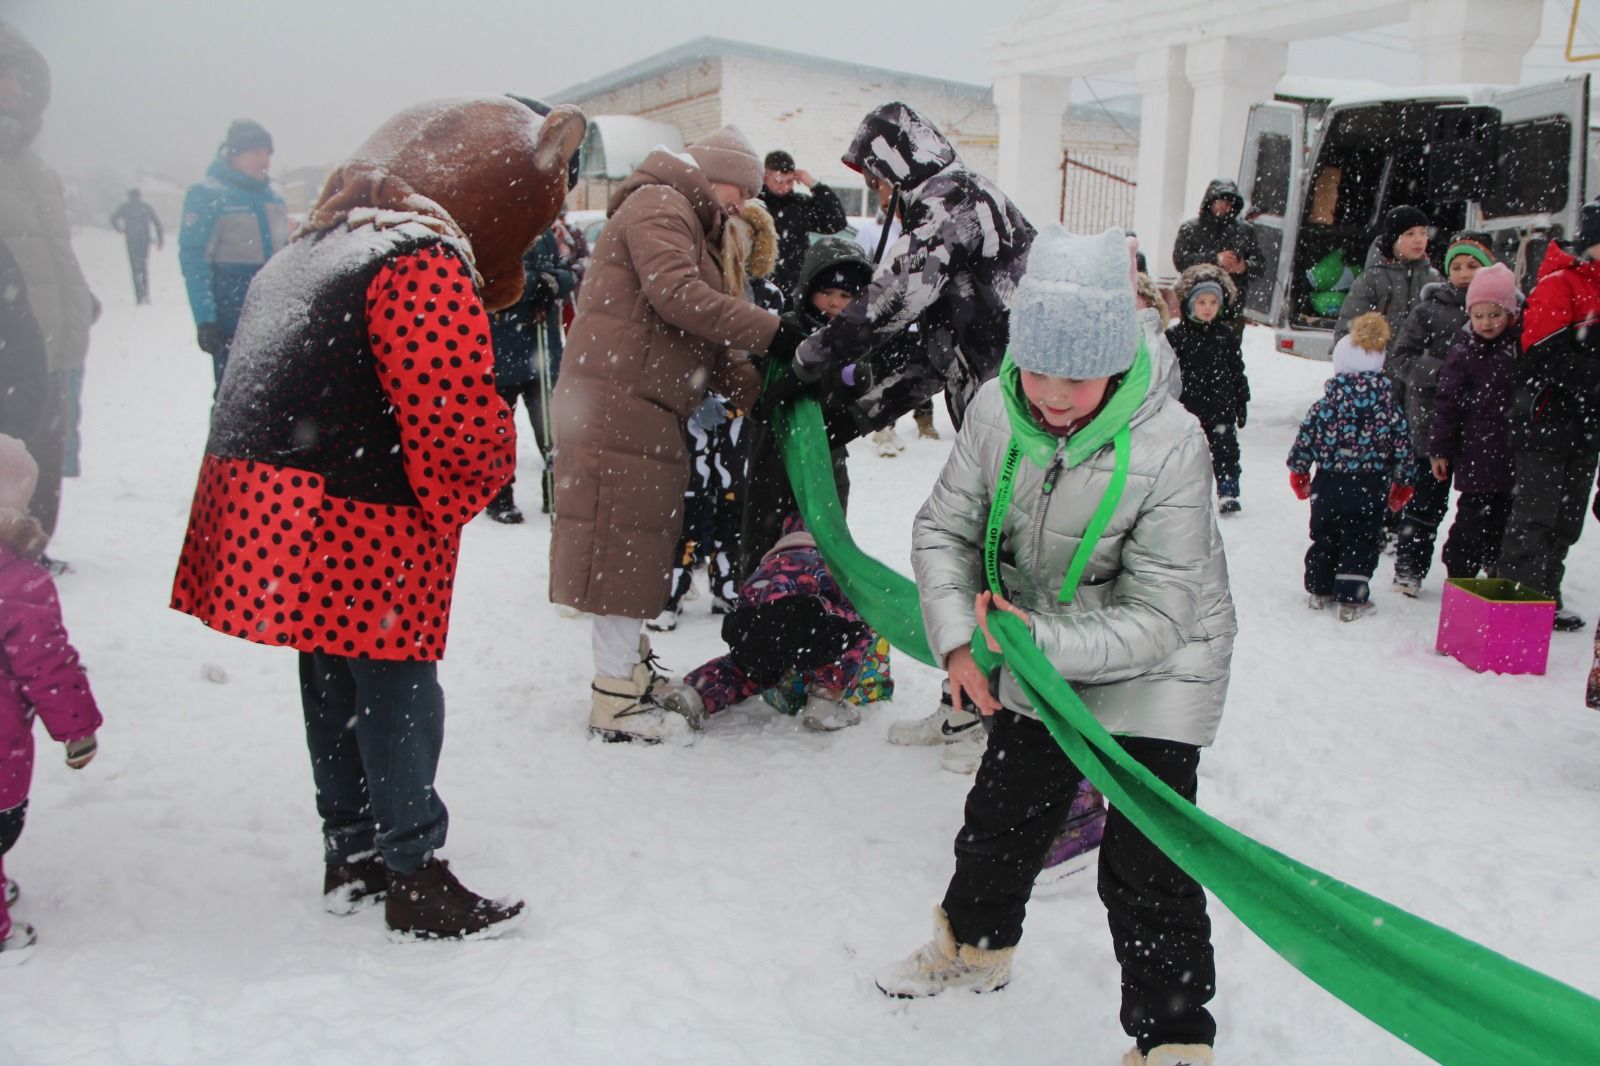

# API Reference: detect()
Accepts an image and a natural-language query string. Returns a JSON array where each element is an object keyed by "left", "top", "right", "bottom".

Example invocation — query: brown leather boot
[
  {"left": 323, "top": 853, "right": 388, "bottom": 915},
  {"left": 385, "top": 858, "right": 525, "bottom": 941}
]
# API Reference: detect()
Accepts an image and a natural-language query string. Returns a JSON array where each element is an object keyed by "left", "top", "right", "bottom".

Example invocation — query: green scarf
[{"left": 771, "top": 376, "right": 1600, "bottom": 1065}]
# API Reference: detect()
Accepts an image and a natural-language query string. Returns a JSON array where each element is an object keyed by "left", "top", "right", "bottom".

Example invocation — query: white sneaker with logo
[
  {"left": 886, "top": 701, "right": 980, "bottom": 746},
  {"left": 940, "top": 727, "right": 988, "bottom": 774}
]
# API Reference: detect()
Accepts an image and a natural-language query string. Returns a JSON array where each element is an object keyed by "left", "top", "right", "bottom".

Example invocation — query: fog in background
[{"left": 9, "top": 0, "right": 1599, "bottom": 211}]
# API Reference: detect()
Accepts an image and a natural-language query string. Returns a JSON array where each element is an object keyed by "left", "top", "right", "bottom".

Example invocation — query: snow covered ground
[{"left": 4, "top": 229, "right": 1599, "bottom": 1065}]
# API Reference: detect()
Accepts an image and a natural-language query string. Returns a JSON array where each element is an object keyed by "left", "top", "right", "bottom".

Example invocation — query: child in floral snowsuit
[
  {"left": 1288, "top": 312, "right": 1414, "bottom": 620},
  {"left": 664, "top": 514, "right": 891, "bottom": 731}
]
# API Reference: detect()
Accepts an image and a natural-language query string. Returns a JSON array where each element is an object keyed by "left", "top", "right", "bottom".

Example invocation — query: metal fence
[{"left": 1059, "top": 152, "right": 1138, "bottom": 232}]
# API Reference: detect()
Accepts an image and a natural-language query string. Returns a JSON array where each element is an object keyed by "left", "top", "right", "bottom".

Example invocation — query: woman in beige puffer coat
[{"left": 549, "top": 126, "right": 800, "bottom": 744}]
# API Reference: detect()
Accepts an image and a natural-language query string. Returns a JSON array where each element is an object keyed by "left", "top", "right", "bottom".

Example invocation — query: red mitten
[
  {"left": 1289, "top": 471, "right": 1312, "bottom": 500},
  {"left": 1388, "top": 483, "right": 1415, "bottom": 513}
]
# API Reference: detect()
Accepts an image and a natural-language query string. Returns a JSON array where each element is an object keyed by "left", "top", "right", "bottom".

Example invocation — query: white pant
[{"left": 591, "top": 614, "right": 644, "bottom": 678}]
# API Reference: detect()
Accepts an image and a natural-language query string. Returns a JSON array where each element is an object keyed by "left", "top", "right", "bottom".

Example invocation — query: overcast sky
[{"left": 10, "top": 0, "right": 1599, "bottom": 183}]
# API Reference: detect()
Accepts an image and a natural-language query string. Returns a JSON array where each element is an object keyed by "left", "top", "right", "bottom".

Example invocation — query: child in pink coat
[{"left": 0, "top": 434, "right": 101, "bottom": 965}]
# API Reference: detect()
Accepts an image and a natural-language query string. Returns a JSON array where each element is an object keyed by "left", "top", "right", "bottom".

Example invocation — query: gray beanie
[
  {"left": 1008, "top": 225, "right": 1138, "bottom": 379},
  {"left": 1185, "top": 279, "right": 1225, "bottom": 314}
]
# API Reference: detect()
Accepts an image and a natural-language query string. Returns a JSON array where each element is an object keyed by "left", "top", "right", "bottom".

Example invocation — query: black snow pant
[
  {"left": 0, "top": 800, "right": 25, "bottom": 859},
  {"left": 126, "top": 239, "right": 151, "bottom": 303},
  {"left": 299, "top": 653, "right": 449, "bottom": 874},
  {"left": 668, "top": 414, "right": 747, "bottom": 608},
  {"left": 1394, "top": 457, "right": 1454, "bottom": 584},
  {"left": 495, "top": 378, "right": 554, "bottom": 513},
  {"left": 1495, "top": 448, "right": 1599, "bottom": 607},
  {"left": 1203, "top": 423, "right": 1240, "bottom": 499},
  {"left": 1304, "top": 470, "right": 1387, "bottom": 604},
  {"left": 1441, "top": 491, "right": 1511, "bottom": 580},
  {"left": 942, "top": 711, "right": 1214, "bottom": 1054}
]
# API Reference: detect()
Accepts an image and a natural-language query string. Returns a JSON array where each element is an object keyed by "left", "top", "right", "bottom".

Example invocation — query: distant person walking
[
  {"left": 758, "top": 149, "right": 848, "bottom": 301},
  {"left": 110, "top": 188, "right": 163, "bottom": 304},
  {"left": 179, "top": 119, "right": 288, "bottom": 396},
  {"left": 1172, "top": 179, "right": 1261, "bottom": 329}
]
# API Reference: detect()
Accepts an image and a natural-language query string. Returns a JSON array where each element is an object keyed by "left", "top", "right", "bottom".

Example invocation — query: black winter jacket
[
  {"left": 1171, "top": 180, "right": 1261, "bottom": 312},
  {"left": 759, "top": 183, "right": 848, "bottom": 299},
  {"left": 1166, "top": 317, "right": 1249, "bottom": 428}
]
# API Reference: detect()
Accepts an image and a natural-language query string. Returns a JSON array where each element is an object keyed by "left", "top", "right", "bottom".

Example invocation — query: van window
[
  {"left": 1481, "top": 116, "right": 1572, "bottom": 218},
  {"left": 1250, "top": 133, "right": 1293, "bottom": 216}
]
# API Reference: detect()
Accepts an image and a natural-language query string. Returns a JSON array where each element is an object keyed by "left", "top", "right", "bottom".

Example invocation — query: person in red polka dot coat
[{"left": 169, "top": 97, "right": 586, "bottom": 940}]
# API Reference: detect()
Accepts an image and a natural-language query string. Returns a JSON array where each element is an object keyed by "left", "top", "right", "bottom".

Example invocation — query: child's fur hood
[
  {"left": 0, "top": 512, "right": 47, "bottom": 560},
  {"left": 1173, "top": 263, "right": 1238, "bottom": 308}
]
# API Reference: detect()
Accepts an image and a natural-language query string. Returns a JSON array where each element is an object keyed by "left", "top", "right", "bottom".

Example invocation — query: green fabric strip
[
  {"left": 1058, "top": 424, "right": 1129, "bottom": 605},
  {"left": 772, "top": 390, "right": 1600, "bottom": 1065}
]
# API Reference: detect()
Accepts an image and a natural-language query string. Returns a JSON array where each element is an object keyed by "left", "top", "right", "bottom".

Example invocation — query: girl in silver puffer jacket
[{"left": 876, "top": 227, "right": 1235, "bottom": 1066}]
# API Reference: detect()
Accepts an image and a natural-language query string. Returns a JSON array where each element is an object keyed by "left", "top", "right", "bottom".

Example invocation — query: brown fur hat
[
  {"left": 1135, "top": 272, "right": 1170, "bottom": 329},
  {"left": 1348, "top": 310, "right": 1391, "bottom": 353},
  {"left": 305, "top": 97, "right": 586, "bottom": 312}
]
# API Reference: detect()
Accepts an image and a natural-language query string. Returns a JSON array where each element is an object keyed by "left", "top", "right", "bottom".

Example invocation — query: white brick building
[{"left": 546, "top": 36, "right": 1138, "bottom": 223}]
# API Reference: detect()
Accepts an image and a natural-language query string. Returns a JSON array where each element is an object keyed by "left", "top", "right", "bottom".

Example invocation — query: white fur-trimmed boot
[
  {"left": 1122, "top": 1044, "right": 1214, "bottom": 1066},
  {"left": 874, "top": 906, "right": 1014, "bottom": 998}
]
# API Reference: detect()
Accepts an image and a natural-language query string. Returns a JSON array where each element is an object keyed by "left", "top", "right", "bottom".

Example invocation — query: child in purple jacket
[
  {"left": 1428, "top": 263, "right": 1520, "bottom": 579},
  {"left": 662, "top": 513, "right": 892, "bottom": 731},
  {"left": 0, "top": 434, "right": 101, "bottom": 965}
]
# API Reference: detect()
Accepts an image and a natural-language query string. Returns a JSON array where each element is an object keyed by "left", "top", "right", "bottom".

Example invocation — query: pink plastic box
[{"left": 1435, "top": 578, "right": 1556, "bottom": 676}]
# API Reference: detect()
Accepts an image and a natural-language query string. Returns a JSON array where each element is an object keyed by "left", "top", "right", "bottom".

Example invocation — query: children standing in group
[
  {"left": 661, "top": 514, "right": 891, "bottom": 732},
  {"left": 1388, "top": 233, "right": 1495, "bottom": 594},
  {"left": 0, "top": 434, "right": 101, "bottom": 964},
  {"left": 880, "top": 227, "right": 1235, "bottom": 1066},
  {"left": 1288, "top": 312, "right": 1415, "bottom": 621},
  {"left": 1428, "top": 263, "right": 1521, "bottom": 579},
  {"left": 1167, "top": 264, "right": 1250, "bottom": 514}
]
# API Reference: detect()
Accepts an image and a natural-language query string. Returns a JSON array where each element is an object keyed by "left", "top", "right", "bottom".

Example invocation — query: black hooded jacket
[
  {"left": 1172, "top": 180, "right": 1261, "bottom": 306},
  {"left": 791, "top": 102, "right": 1034, "bottom": 429},
  {"left": 758, "top": 182, "right": 848, "bottom": 300}
]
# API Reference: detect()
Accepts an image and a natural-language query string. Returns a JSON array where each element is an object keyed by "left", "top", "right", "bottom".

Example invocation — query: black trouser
[
  {"left": 1203, "top": 423, "right": 1240, "bottom": 498},
  {"left": 1442, "top": 491, "right": 1511, "bottom": 580},
  {"left": 495, "top": 379, "right": 552, "bottom": 510},
  {"left": 0, "top": 800, "right": 25, "bottom": 858},
  {"left": 126, "top": 239, "right": 150, "bottom": 303},
  {"left": 1393, "top": 457, "right": 1453, "bottom": 583},
  {"left": 1304, "top": 470, "right": 1387, "bottom": 603},
  {"left": 1496, "top": 448, "right": 1599, "bottom": 607},
  {"left": 942, "top": 712, "right": 1214, "bottom": 1053},
  {"left": 299, "top": 653, "right": 449, "bottom": 874}
]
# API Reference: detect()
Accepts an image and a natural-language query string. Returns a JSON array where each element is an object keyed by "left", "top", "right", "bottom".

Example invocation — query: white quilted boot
[
  {"left": 800, "top": 688, "right": 861, "bottom": 732},
  {"left": 1122, "top": 1044, "right": 1214, "bottom": 1066},
  {"left": 590, "top": 661, "right": 695, "bottom": 745},
  {"left": 874, "top": 907, "right": 1013, "bottom": 998}
]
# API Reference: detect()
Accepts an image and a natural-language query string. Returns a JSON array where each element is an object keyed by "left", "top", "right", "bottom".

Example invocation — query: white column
[
  {"left": 1408, "top": 0, "right": 1542, "bottom": 84},
  {"left": 1183, "top": 36, "right": 1289, "bottom": 217},
  {"left": 993, "top": 73, "right": 1075, "bottom": 229},
  {"left": 1134, "top": 45, "right": 1193, "bottom": 277}
]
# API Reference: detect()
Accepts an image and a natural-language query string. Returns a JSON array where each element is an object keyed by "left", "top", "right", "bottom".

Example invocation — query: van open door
[
  {"left": 1477, "top": 76, "right": 1590, "bottom": 265},
  {"left": 1237, "top": 101, "right": 1305, "bottom": 325}
]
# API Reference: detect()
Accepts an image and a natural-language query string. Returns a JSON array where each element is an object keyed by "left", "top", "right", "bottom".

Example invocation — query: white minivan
[{"left": 1238, "top": 75, "right": 1595, "bottom": 359}]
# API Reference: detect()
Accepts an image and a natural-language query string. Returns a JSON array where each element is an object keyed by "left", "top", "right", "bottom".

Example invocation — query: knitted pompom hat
[
  {"left": 1333, "top": 311, "right": 1391, "bottom": 374},
  {"left": 1008, "top": 225, "right": 1138, "bottom": 379},
  {"left": 0, "top": 434, "right": 38, "bottom": 518},
  {"left": 1346, "top": 309, "right": 1391, "bottom": 354}
]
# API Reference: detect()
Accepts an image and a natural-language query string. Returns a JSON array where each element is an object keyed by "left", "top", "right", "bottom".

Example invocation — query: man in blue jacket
[{"left": 179, "top": 119, "right": 288, "bottom": 394}]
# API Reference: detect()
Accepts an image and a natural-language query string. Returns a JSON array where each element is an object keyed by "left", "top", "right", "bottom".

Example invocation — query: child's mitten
[
  {"left": 1387, "top": 483, "right": 1415, "bottom": 512},
  {"left": 64, "top": 734, "right": 97, "bottom": 769},
  {"left": 1289, "top": 471, "right": 1311, "bottom": 500}
]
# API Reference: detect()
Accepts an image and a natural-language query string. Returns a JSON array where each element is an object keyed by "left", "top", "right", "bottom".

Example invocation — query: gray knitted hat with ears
[{"left": 1008, "top": 225, "right": 1138, "bottom": 379}]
